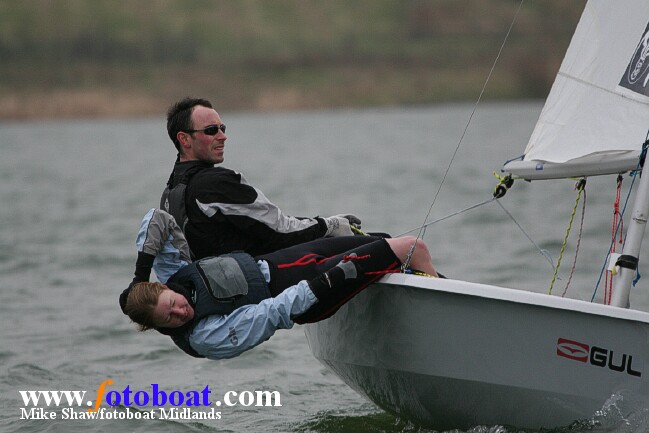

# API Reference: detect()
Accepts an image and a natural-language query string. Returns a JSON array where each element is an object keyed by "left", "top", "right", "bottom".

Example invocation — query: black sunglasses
[{"left": 185, "top": 124, "right": 226, "bottom": 136}]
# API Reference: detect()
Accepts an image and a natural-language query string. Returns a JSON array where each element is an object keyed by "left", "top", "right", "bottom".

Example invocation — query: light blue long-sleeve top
[
  {"left": 135, "top": 208, "right": 319, "bottom": 360},
  {"left": 189, "top": 280, "right": 318, "bottom": 359}
]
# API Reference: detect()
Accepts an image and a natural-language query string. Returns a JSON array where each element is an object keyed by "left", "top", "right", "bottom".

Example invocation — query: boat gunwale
[{"left": 375, "top": 273, "right": 649, "bottom": 323}]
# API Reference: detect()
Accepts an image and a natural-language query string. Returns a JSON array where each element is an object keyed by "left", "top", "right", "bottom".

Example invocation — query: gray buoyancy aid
[
  {"left": 160, "top": 167, "right": 194, "bottom": 241},
  {"left": 160, "top": 181, "right": 188, "bottom": 234},
  {"left": 164, "top": 251, "right": 272, "bottom": 357}
]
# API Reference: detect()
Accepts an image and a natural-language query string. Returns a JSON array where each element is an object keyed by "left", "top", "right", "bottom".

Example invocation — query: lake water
[{"left": 1, "top": 102, "right": 647, "bottom": 432}]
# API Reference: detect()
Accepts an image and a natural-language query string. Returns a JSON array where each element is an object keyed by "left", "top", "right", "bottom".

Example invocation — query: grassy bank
[{"left": 0, "top": 0, "right": 585, "bottom": 119}]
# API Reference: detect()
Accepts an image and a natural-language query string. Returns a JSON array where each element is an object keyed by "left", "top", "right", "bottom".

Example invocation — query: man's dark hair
[{"left": 166, "top": 97, "right": 213, "bottom": 152}]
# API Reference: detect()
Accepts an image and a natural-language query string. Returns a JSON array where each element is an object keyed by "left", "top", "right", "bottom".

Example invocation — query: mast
[{"left": 611, "top": 167, "right": 649, "bottom": 308}]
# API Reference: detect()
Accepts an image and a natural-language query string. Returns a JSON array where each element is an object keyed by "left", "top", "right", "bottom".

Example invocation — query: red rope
[{"left": 606, "top": 176, "right": 624, "bottom": 305}]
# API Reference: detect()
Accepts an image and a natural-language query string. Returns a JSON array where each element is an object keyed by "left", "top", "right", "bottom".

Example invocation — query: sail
[{"left": 504, "top": 0, "right": 649, "bottom": 180}]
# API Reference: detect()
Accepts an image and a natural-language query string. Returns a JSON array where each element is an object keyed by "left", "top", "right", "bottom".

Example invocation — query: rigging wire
[
  {"left": 494, "top": 199, "right": 558, "bottom": 273},
  {"left": 402, "top": 0, "right": 526, "bottom": 270},
  {"left": 397, "top": 197, "right": 496, "bottom": 237},
  {"left": 398, "top": 196, "right": 565, "bottom": 277}
]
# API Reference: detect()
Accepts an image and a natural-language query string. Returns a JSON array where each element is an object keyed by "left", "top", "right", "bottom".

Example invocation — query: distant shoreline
[
  {"left": 0, "top": 66, "right": 545, "bottom": 121},
  {"left": 0, "top": 91, "right": 517, "bottom": 120},
  {"left": 0, "top": 90, "right": 167, "bottom": 120}
]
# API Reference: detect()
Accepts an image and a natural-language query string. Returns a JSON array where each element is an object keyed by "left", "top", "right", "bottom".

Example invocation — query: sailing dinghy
[{"left": 305, "top": 1, "right": 649, "bottom": 429}]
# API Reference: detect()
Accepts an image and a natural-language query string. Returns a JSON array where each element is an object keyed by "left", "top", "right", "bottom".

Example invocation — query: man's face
[
  {"left": 180, "top": 105, "right": 227, "bottom": 163},
  {"left": 152, "top": 288, "right": 195, "bottom": 328}
]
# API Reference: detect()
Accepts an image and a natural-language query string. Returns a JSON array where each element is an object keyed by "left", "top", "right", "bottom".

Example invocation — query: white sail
[{"left": 504, "top": 0, "right": 649, "bottom": 180}]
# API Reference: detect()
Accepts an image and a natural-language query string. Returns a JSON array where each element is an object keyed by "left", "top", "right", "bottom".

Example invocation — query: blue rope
[
  {"left": 633, "top": 270, "right": 642, "bottom": 287},
  {"left": 501, "top": 154, "right": 525, "bottom": 168}
]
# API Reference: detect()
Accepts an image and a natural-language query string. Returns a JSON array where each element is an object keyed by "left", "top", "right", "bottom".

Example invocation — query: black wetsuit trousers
[{"left": 256, "top": 236, "right": 400, "bottom": 323}]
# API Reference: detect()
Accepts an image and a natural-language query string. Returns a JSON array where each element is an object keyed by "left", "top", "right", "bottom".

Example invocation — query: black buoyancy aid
[{"left": 162, "top": 252, "right": 272, "bottom": 358}]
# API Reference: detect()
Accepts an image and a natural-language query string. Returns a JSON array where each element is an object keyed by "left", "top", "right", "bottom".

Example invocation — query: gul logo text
[{"left": 556, "top": 338, "right": 642, "bottom": 377}]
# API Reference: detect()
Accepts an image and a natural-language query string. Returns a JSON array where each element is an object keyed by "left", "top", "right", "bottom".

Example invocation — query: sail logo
[
  {"left": 620, "top": 21, "right": 649, "bottom": 96},
  {"left": 556, "top": 338, "right": 642, "bottom": 377}
]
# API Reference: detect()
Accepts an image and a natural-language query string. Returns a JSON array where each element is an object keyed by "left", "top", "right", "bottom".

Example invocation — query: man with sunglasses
[{"left": 161, "top": 97, "right": 362, "bottom": 260}]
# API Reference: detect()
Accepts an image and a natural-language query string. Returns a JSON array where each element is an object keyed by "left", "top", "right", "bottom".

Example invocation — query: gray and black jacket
[{"left": 160, "top": 161, "right": 328, "bottom": 259}]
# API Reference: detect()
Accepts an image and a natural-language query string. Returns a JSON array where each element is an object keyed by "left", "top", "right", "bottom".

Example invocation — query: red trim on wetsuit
[{"left": 276, "top": 253, "right": 337, "bottom": 269}]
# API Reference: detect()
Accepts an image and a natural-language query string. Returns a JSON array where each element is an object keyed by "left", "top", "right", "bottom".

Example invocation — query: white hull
[{"left": 304, "top": 274, "right": 649, "bottom": 430}]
